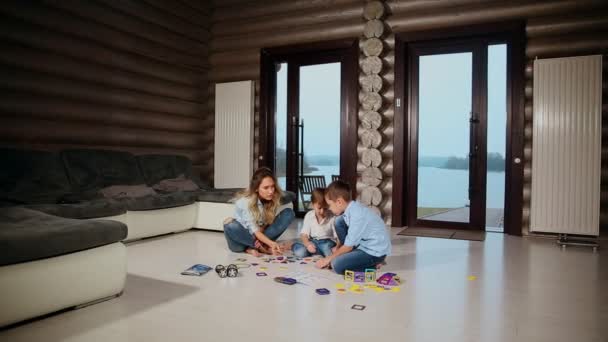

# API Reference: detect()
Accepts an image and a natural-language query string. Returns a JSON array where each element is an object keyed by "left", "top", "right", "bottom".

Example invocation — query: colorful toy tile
[
  {"left": 351, "top": 304, "right": 366, "bottom": 311},
  {"left": 344, "top": 270, "right": 355, "bottom": 282},
  {"left": 256, "top": 272, "right": 267, "bottom": 276},
  {"left": 354, "top": 272, "right": 365, "bottom": 283},
  {"left": 377, "top": 272, "right": 402, "bottom": 286},
  {"left": 364, "top": 268, "right": 376, "bottom": 282}
]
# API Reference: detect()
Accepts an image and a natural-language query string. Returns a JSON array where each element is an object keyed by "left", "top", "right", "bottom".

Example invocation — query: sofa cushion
[
  {"left": 24, "top": 199, "right": 126, "bottom": 219},
  {"left": 153, "top": 175, "right": 200, "bottom": 193},
  {"left": 0, "top": 149, "right": 72, "bottom": 204},
  {"left": 61, "top": 149, "right": 144, "bottom": 192},
  {"left": 0, "top": 207, "right": 127, "bottom": 266},
  {"left": 113, "top": 192, "right": 196, "bottom": 211},
  {"left": 99, "top": 184, "right": 156, "bottom": 199},
  {"left": 135, "top": 154, "right": 206, "bottom": 187}
]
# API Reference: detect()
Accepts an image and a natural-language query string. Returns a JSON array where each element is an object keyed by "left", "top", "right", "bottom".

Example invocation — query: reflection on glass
[
  {"left": 486, "top": 44, "right": 507, "bottom": 232},
  {"left": 417, "top": 53, "right": 472, "bottom": 222},
  {"left": 275, "top": 62, "right": 287, "bottom": 190},
  {"left": 298, "top": 63, "right": 341, "bottom": 207}
]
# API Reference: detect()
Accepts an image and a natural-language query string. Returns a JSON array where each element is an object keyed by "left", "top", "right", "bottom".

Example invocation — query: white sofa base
[
  {"left": 0, "top": 242, "right": 126, "bottom": 328},
  {"left": 124, "top": 204, "right": 196, "bottom": 241},
  {"left": 193, "top": 201, "right": 293, "bottom": 232}
]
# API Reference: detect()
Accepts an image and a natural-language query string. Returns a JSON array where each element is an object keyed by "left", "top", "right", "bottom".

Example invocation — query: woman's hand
[
  {"left": 315, "top": 257, "right": 331, "bottom": 269},
  {"left": 268, "top": 241, "right": 282, "bottom": 255}
]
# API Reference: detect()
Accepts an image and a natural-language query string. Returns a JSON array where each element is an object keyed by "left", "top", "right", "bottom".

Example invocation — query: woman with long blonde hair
[{"left": 223, "top": 167, "right": 295, "bottom": 256}]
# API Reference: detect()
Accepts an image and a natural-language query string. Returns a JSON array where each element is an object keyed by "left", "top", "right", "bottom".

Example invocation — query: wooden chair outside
[{"left": 298, "top": 175, "right": 326, "bottom": 210}]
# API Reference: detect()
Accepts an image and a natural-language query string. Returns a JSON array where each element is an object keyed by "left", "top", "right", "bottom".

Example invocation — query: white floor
[{"left": 1, "top": 222, "right": 607, "bottom": 342}]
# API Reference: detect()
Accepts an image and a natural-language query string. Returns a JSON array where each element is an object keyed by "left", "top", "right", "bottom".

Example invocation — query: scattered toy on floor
[
  {"left": 256, "top": 272, "right": 267, "bottom": 277},
  {"left": 315, "top": 288, "right": 330, "bottom": 295},
  {"left": 181, "top": 264, "right": 212, "bottom": 276},
  {"left": 351, "top": 304, "right": 366, "bottom": 311},
  {"left": 376, "top": 272, "right": 401, "bottom": 286},
  {"left": 365, "top": 268, "right": 376, "bottom": 282},
  {"left": 274, "top": 277, "right": 297, "bottom": 285},
  {"left": 215, "top": 264, "right": 239, "bottom": 278},
  {"left": 354, "top": 272, "right": 365, "bottom": 283}
]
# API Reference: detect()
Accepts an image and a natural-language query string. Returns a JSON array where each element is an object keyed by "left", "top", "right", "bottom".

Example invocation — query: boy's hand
[
  {"left": 306, "top": 243, "right": 317, "bottom": 253},
  {"left": 315, "top": 257, "right": 331, "bottom": 269}
]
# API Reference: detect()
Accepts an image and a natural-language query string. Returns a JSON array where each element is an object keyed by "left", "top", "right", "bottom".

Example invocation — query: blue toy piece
[
  {"left": 274, "top": 277, "right": 297, "bottom": 285},
  {"left": 315, "top": 288, "right": 330, "bottom": 295}
]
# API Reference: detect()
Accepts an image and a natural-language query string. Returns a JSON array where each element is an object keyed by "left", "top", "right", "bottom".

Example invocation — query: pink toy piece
[{"left": 377, "top": 272, "right": 401, "bottom": 286}]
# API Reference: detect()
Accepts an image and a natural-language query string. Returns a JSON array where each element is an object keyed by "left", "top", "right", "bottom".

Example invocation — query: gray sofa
[{"left": 0, "top": 147, "right": 294, "bottom": 327}]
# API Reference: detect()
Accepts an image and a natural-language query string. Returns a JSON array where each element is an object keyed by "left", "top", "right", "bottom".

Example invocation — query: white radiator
[
  {"left": 530, "top": 55, "right": 602, "bottom": 236},
  {"left": 214, "top": 80, "right": 254, "bottom": 189}
]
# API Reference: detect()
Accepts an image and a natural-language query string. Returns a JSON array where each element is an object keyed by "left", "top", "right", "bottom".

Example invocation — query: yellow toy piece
[{"left": 344, "top": 270, "right": 355, "bottom": 282}]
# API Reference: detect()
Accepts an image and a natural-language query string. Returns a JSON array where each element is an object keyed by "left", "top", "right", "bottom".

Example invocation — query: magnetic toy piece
[
  {"left": 315, "top": 288, "right": 330, "bottom": 295},
  {"left": 364, "top": 268, "right": 376, "bottom": 282},
  {"left": 226, "top": 264, "right": 238, "bottom": 278},
  {"left": 215, "top": 264, "right": 227, "bottom": 278},
  {"left": 351, "top": 304, "right": 366, "bottom": 311},
  {"left": 354, "top": 272, "right": 365, "bottom": 283},
  {"left": 376, "top": 272, "right": 401, "bottom": 286},
  {"left": 274, "top": 277, "right": 297, "bottom": 285},
  {"left": 344, "top": 270, "right": 355, "bottom": 282},
  {"left": 256, "top": 272, "right": 267, "bottom": 276}
]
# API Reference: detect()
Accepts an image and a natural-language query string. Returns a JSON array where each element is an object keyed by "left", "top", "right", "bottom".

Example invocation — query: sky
[
  {"left": 275, "top": 43, "right": 507, "bottom": 160},
  {"left": 419, "top": 44, "right": 507, "bottom": 158},
  {"left": 275, "top": 62, "right": 341, "bottom": 158}
]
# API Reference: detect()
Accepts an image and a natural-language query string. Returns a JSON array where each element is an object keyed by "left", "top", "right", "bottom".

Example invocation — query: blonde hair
[{"left": 237, "top": 167, "right": 283, "bottom": 226}]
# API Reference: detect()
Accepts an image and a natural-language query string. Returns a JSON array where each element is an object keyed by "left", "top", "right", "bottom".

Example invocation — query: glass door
[
  {"left": 409, "top": 44, "right": 486, "bottom": 230},
  {"left": 275, "top": 59, "right": 342, "bottom": 215}
]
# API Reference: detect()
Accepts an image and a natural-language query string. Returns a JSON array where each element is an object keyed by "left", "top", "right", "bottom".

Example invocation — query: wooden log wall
[
  {"left": 0, "top": 0, "right": 212, "bottom": 181},
  {"left": 210, "top": 0, "right": 607, "bottom": 230}
]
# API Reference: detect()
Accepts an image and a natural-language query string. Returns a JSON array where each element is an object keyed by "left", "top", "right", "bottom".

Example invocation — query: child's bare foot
[{"left": 245, "top": 247, "right": 261, "bottom": 257}]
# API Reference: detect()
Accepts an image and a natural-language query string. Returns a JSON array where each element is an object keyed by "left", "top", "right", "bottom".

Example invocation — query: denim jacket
[{"left": 233, "top": 196, "right": 267, "bottom": 234}]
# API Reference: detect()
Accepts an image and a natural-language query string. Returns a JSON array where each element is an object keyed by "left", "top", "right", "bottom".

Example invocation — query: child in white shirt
[{"left": 291, "top": 188, "right": 336, "bottom": 257}]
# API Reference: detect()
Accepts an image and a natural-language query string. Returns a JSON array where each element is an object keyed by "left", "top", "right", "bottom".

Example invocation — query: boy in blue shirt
[{"left": 315, "top": 180, "right": 391, "bottom": 274}]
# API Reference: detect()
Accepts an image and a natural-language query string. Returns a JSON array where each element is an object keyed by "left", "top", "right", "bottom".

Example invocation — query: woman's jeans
[
  {"left": 291, "top": 238, "right": 336, "bottom": 258},
  {"left": 223, "top": 208, "right": 295, "bottom": 252},
  {"left": 330, "top": 215, "right": 386, "bottom": 274}
]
